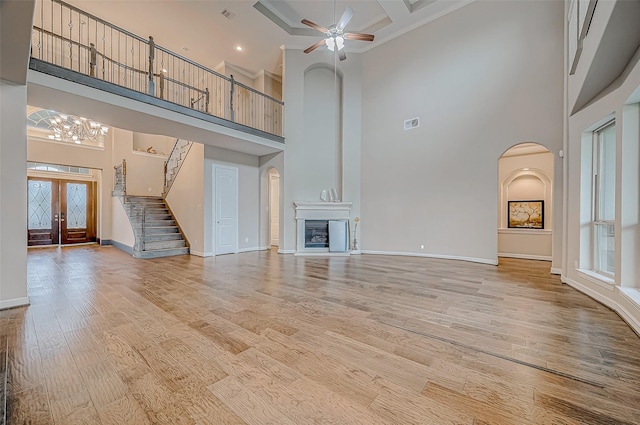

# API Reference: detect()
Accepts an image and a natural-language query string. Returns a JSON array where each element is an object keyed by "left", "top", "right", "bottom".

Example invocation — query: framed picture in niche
[{"left": 508, "top": 200, "right": 544, "bottom": 229}]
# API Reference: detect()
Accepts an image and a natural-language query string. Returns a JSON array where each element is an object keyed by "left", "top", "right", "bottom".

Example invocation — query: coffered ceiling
[{"left": 65, "top": 0, "right": 474, "bottom": 77}]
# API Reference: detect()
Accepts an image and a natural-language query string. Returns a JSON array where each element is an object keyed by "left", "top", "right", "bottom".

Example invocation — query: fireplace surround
[{"left": 294, "top": 201, "right": 352, "bottom": 256}]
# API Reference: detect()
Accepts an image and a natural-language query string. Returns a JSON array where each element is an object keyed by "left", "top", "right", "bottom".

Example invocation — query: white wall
[
  {"left": 111, "top": 196, "right": 135, "bottom": 249},
  {"left": 281, "top": 49, "right": 363, "bottom": 253},
  {"left": 360, "top": 0, "right": 564, "bottom": 264},
  {"left": 0, "top": 81, "right": 28, "bottom": 309},
  {"left": 204, "top": 145, "right": 261, "bottom": 255},
  {"left": 133, "top": 132, "right": 174, "bottom": 156},
  {"left": 112, "top": 128, "right": 167, "bottom": 197},
  {"left": 254, "top": 71, "right": 282, "bottom": 101},
  {"left": 303, "top": 66, "right": 342, "bottom": 200},
  {"left": 165, "top": 142, "right": 205, "bottom": 255}
]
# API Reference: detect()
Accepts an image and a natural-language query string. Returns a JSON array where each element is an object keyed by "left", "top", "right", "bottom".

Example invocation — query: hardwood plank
[
  {"left": 4, "top": 247, "right": 639, "bottom": 424},
  {"left": 6, "top": 385, "right": 53, "bottom": 425},
  {"left": 97, "top": 394, "right": 152, "bottom": 425},
  {"left": 209, "top": 376, "right": 297, "bottom": 425}
]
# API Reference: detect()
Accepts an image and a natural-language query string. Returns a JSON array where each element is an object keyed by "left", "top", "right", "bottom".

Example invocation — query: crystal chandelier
[{"left": 47, "top": 113, "right": 109, "bottom": 144}]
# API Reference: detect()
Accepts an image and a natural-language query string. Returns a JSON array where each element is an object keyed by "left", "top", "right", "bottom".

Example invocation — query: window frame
[{"left": 591, "top": 120, "right": 615, "bottom": 278}]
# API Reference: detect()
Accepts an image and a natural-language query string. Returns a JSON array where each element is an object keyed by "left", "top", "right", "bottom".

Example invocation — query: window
[
  {"left": 593, "top": 121, "right": 615, "bottom": 276},
  {"left": 27, "top": 162, "right": 91, "bottom": 176}
]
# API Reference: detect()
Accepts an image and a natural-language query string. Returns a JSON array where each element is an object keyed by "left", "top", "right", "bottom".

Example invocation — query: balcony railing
[{"left": 31, "top": 0, "right": 284, "bottom": 138}]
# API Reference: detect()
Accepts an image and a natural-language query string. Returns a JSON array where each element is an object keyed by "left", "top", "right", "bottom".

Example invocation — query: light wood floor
[{"left": 3, "top": 245, "right": 640, "bottom": 424}]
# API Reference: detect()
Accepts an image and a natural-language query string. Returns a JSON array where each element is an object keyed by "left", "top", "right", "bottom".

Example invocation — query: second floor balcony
[{"left": 30, "top": 0, "right": 284, "bottom": 142}]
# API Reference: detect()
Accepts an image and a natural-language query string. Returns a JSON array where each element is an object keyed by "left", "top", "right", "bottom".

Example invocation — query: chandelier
[{"left": 47, "top": 113, "right": 109, "bottom": 144}]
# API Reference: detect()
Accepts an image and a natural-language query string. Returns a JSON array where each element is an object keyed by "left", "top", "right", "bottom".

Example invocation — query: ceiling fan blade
[
  {"left": 336, "top": 7, "right": 354, "bottom": 31},
  {"left": 344, "top": 32, "right": 375, "bottom": 42},
  {"left": 301, "top": 19, "right": 328, "bottom": 33},
  {"left": 338, "top": 49, "right": 347, "bottom": 61},
  {"left": 304, "top": 39, "right": 326, "bottom": 54}
]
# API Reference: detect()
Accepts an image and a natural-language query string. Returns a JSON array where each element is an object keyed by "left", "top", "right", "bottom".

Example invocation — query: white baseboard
[
  {"left": 617, "top": 289, "right": 640, "bottom": 337},
  {"left": 237, "top": 246, "right": 270, "bottom": 253},
  {"left": 362, "top": 250, "right": 498, "bottom": 266},
  {"left": 498, "top": 253, "right": 552, "bottom": 261},
  {"left": 0, "top": 296, "right": 30, "bottom": 310},
  {"left": 278, "top": 249, "right": 295, "bottom": 254},
  {"left": 550, "top": 267, "right": 562, "bottom": 275},
  {"left": 563, "top": 276, "right": 640, "bottom": 336},
  {"left": 294, "top": 251, "right": 351, "bottom": 257},
  {"left": 190, "top": 251, "right": 213, "bottom": 257}
]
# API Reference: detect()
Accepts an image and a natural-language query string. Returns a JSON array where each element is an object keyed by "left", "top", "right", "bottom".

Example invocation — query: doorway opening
[
  {"left": 498, "top": 143, "right": 553, "bottom": 261},
  {"left": 268, "top": 168, "right": 280, "bottom": 247}
]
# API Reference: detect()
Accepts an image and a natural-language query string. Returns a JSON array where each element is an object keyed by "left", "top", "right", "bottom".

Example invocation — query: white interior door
[
  {"left": 214, "top": 165, "right": 238, "bottom": 255},
  {"left": 269, "top": 172, "right": 280, "bottom": 246}
]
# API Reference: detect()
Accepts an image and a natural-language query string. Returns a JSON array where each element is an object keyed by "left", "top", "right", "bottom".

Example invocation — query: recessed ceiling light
[
  {"left": 183, "top": 47, "right": 189, "bottom": 51},
  {"left": 236, "top": 46, "right": 243, "bottom": 52}
]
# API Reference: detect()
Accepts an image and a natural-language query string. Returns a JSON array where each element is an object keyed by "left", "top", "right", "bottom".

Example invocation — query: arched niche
[
  {"left": 498, "top": 143, "right": 554, "bottom": 260},
  {"left": 500, "top": 168, "right": 552, "bottom": 229}
]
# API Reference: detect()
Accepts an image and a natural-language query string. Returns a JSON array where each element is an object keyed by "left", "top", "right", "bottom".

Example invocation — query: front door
[{"left": 27, "top": 178, "right": 96, "bottom": 246}]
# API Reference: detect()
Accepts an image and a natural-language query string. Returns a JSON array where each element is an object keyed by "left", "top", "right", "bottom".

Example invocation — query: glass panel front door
[
  {"left": 27, "top": 178, "right": 96, "bottom": 246},
  {"left": 27, "top": 178, "right": 59, "bottom": 246}
]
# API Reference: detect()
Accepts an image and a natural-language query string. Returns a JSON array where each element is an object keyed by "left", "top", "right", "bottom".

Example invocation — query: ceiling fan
[{"left": 302, "top": 7, "right": 375, "bottom": 61}]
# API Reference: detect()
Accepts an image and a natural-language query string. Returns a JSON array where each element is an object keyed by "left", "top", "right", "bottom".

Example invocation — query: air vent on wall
[
  {"left": 404, "top": 117, "right": 420, "bottom": 130},
  {"left": 221, "top": 9, "right": 236, "bottom": 20}
]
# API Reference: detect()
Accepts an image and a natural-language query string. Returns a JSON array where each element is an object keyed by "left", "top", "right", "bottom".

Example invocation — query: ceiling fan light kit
[{"left": 301, "top": 7, "right": 374, "bottom": 61}]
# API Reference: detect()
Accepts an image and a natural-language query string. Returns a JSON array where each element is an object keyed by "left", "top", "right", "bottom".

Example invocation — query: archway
[{"left": 498, "top": 143, "right": 554, "bottom": 261}]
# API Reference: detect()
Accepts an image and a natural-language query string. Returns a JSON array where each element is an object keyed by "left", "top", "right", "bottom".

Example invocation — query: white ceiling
[{"left": 66, "top": 0, "right": 474, "bottom": 77}]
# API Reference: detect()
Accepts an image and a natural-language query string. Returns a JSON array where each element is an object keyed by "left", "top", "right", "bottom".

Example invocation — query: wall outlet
[
  {"left": 147, "top": 187, "right": 152, "bottom": 192},
  {"left": 420, "top": 244, "right": 424, "bottom": 250},
  {"left": 245, "top": 237, "right": 249, "bottom": 243},
  {"left": 574, "top": 260, "right": 578, "bottom": 268}
]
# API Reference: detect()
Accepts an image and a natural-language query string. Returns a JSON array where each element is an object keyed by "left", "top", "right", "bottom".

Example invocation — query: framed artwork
[{"left": 508, "top": 200, "right": 544, "bottom": 229}]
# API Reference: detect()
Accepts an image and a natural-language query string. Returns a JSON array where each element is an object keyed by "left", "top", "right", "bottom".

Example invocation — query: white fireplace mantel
[
  {"left": 294, "top": 201, "right": 353, "bottom": 218},
  {"left": 294, "top": 201, "right": 352, "bottom": 255}
]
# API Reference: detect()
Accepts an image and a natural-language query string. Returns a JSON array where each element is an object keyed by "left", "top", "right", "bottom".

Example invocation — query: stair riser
[
  {"left": 134, "top": 247, "right": 190, "bottom": 259},
  {"left": 138, "top": 220, "right": 176, "bottom": 227},
  {"left": 136, "top": 227, "right": 180, "bottom": 234},
  {"left": 144, "top": 240, "right": 186, "bottom": 250},
  {"left": 143, "top": 233, "right": 183, "bottom": 242}
]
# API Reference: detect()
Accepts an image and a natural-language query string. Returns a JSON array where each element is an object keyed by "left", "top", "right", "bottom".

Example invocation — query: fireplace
[
  {"left": 294, "top": 201, "right": 352, "bottom": 256},
  {"left": 305, "top": 220, "right": 329, "bottom": 248}
]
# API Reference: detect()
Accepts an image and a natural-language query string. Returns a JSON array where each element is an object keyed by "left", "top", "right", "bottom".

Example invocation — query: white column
[
  {"left": 619, "top": 104, "right": 640, "bottom": 287},
  {"left": 0, "top": 80, "right": 29, "bottom": 309}
]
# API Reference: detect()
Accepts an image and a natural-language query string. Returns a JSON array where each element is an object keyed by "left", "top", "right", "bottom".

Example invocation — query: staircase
[
  {"left": 164, "top": 139, "right": 192, "bottom": 197},
  {"left": 123, "top": 196, "right": 189, "bottom": 259}
]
